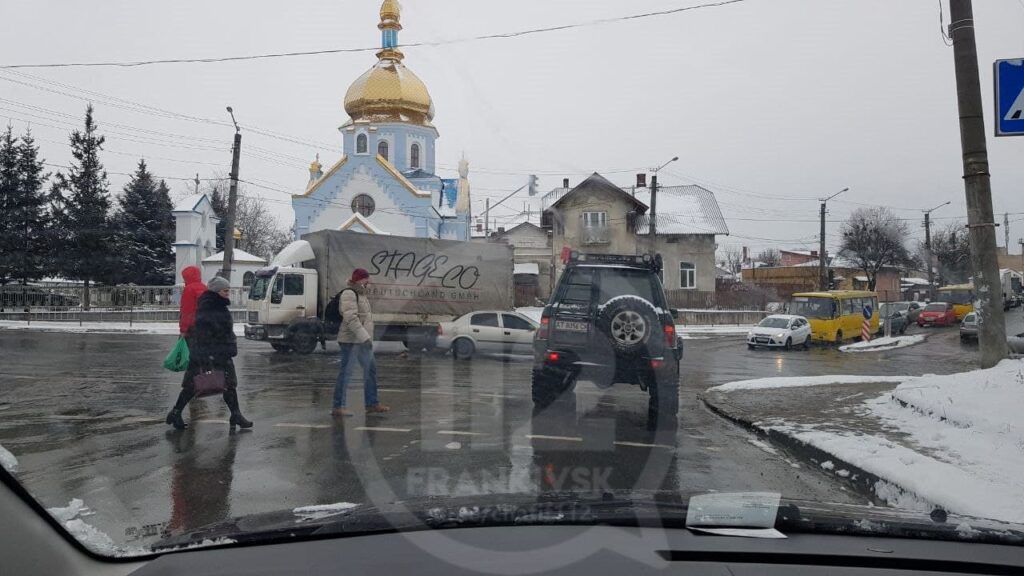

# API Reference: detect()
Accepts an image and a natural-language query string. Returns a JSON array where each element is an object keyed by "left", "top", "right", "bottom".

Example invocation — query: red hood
[
  {"left": 182, "top": 266, "right": 202, "bottom": 285},
  {"left": 920, "top": 310, "right": 945, "bottom": 317}
]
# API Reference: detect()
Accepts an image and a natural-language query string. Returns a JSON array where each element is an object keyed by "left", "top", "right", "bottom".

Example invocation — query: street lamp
[
  {"left": 649, "top": 156, "right": 678, "bottom": 238},
  {"left": 923, "top": 201, "right": 951, "bottom": 295},
  {"left": 819, "top": 187, "right": 849, "bottom": 290},
  {"left": 226, "top": 106, "right": 240, "bottom": 134}
]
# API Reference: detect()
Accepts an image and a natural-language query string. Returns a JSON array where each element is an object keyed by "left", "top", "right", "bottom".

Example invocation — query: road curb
[{"left": 700, "top": 390, "right": 919, "bottom": 508}]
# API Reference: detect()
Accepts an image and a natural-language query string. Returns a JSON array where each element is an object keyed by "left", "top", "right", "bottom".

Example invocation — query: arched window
[
  {"left": 351, "top": 194, "right": 376, "bottom": 217},
  {"left": 377, "top": 140, "right": 389, "bottom": 160},
  {"left": 243, "top": 271, "right": 255, "bottom": 287},
  {"left": 356, "top": 133, "right": 368, "bottom": 154},
  {"left": 410, "top": 143, "right": 421, "bottom": 169}
]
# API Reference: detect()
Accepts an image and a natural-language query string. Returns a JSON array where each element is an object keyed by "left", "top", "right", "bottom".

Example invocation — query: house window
[
  {"left": 410, "top": 143, "right": 421, "bottom": 169},
  {"left": 356, "top": 133, "right": 368, "bottom": 154},
  {"left": 581, "top": 211, "right": 608, "bottom": 245},
  {"left": 351, "top": 194, "right": 376, "bottom": 217},
  {"left": 679, "top": 262, "right": 696, "bottom": 289},
  {"left": 377, "top": 140, "right": 389, "bottom": 161}
]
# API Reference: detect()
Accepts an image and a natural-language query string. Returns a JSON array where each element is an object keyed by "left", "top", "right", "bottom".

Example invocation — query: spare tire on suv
[{"left": 596, "top": 295, "right": 658, "bottom": 357}]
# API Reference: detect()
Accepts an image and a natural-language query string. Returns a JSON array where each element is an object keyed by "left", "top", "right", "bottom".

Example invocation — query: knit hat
[
  {"left": 207, "top": 276, "right": 231, "bottom": 293},
  {"left": 350, "top": 268, "right": 370, "bottom": 283}
]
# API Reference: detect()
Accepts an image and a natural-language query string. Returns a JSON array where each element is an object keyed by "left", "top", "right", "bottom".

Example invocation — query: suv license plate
[{"left": 555, "top": 320, "right": 588, "bottom": 332}]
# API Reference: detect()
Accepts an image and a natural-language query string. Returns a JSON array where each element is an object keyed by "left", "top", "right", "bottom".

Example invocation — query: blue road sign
[
  {"left": 862, "top": 304, "right": 872, "bottom": 320},
  {"left": 994, "top": 59, "right": 1024, "bottom": 137}
]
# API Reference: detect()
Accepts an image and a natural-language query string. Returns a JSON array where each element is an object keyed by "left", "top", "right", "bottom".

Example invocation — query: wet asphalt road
[{"left": 0, "top": 319, "right": 994, "bottom": 550}]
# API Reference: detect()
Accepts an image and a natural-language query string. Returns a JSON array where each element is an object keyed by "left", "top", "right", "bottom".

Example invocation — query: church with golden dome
[{"left": 292, "top": 0, "right": 471, "bottom": 240}]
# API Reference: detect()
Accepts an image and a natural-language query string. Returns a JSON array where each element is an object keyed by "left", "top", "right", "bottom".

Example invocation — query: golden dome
[{"left": 343, "top": 1, "right": 434, "bottom": 127}]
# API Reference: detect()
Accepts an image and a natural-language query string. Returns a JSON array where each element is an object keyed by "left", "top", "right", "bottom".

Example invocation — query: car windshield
[
  {"left": 3, "top": 0, "right": 1024, "bottom": 565},
  {"left": 788, "top": 297, "right": 836, "bottom": 319},
  {"left": 758, "top": 317, "right": 791, "bottom": 329}
]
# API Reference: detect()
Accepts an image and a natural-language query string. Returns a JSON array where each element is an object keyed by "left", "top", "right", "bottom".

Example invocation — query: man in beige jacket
[{"left": 331, "top": 268, "right": 390, "bottom": 417}]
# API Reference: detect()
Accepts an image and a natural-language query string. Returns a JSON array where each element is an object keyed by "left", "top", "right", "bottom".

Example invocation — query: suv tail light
[
  {"left": 664, "top": 323, "right": 676, "bottom": 347},
  {"left": 538, "top": 316, "right": 550, "bottom": 340}
]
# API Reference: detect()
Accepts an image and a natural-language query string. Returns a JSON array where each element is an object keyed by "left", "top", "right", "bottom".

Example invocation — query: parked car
[
  {"left": 436, "top": 310, "right": 538, "bottom": 359},
  {"left": 905, "top": 301, "right": 926, "bottom": 323},
  {"left": 877, "top": 304, "right": 908, "bottom": 335},
  {"left": 746, "top": 314, "right": 812, "bottom": 350},
  {"left": 959, "top": 312, "right": 979, "bottom": 341},
  {"left": 918, "top": 302, "right": 957, "bottom": 327}
]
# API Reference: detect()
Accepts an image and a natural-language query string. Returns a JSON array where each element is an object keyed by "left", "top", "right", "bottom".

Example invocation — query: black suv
[{"left": 532, "top": 252, "right": 683, "bottom": 420}]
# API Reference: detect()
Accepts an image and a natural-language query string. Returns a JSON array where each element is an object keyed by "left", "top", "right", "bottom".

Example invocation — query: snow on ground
[
  {"left": 0, "top": 443, "right": 17, "bottom": 472},
  {"left": 840, "top": 334, "right": 925, "bottom": 353},
  {"left": 293, "top": 502, "right": 359, "bottom": 522},
  {"left": 45, "top": 498, "right": 147, "bottom": 557},
  {"left": 677, "top": 325, "right": 754, "bottom": 336},
  {"left": 0, "top": 320, "right": 244, "bottom": 336},
  {"left": 708, "top": 374, "right": 906, "bottom": 393}
]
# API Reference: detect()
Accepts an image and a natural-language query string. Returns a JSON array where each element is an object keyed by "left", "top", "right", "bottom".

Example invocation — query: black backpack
[{"left": 324, "top": 288, "right": 356, "bottom": 327}]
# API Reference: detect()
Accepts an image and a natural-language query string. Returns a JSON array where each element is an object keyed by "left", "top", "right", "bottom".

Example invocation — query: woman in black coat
[{"left": 167, "top": 276, "right": 253, "bottom": 429}]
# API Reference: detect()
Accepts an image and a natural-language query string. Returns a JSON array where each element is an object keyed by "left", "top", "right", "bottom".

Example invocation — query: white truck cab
[{"left": 244, "top": 241, "right": 324, "bottom": 353}]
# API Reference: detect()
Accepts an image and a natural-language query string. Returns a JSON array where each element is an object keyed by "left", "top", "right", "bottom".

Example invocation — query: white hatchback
[
  {"left": 436, "top": 310, "right": 539, "bottom": 359},
  {"left": 747, "top": 314, "right": 812, "bottom": 350}
]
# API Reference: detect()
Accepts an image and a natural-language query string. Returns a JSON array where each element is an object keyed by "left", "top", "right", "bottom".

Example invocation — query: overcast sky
[{"left": 2, "top": 0, "right": 1024, "bottom": 256}]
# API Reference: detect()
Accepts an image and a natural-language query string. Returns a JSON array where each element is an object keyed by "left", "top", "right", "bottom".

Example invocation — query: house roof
[
  {"left": 173, "top": 194, "right": 212, "bottom": 214},
  {"left": 338, "top": 212, "right": 389, "bottom": 234},
  {"left": 545, "top": 172, "right": 647, "bottom": 212},
  {"left": 202, "top": 249, "right": 266, "bottom": 264},
  {"left": 631, "top": 185, "right": 729, "bottom": 235}
]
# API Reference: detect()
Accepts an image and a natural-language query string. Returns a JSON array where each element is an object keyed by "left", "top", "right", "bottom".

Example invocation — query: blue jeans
[{"left": 333, "top": 343, "right": 379, "bottom": 409}]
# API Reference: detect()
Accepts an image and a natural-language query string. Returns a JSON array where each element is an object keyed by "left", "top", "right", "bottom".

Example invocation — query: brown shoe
[
  {"left": 331, "top": 408, "right": 354, "bottom": 418},
  {"left": 365, "top": 404, "right": 390, "bottom": 414}
]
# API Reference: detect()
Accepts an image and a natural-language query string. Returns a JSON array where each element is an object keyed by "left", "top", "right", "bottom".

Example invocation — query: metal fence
[{"left": 0, "top": 285, "right": 249, "bottom": 324}]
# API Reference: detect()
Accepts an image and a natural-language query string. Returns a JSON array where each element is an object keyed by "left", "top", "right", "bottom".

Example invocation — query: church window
[
  {"left": 410, "top": 143, "right": 421, "bottom": 169},
  {"left": 378, "top": 140, "right": 389, "bottom": 160},
  {"left": 356, "top": 133, "right": 368, "bottom": 154},
  {"left": 351, "top": 194, "right": 376, "bottom": 217}
]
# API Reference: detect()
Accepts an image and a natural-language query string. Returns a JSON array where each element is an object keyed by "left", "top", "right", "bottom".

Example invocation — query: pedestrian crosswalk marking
[
  {"left": 526, "top": 434, "right": 583, "bottom": 442},
  {"left": 437, "top": 430, "right": 484, "bottom": 436},
  {"left": 276, "top": 423, "right": 332, "bottom": 429},
  {"left": 613, "top": 441, "right": 674, "bottom": 450},
  {"left": 355, "top": 426, "right": 412, "bottom": 433}
]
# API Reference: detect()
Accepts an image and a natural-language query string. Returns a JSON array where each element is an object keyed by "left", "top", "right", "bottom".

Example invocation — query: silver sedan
[{"left": 436, "top": 310, "right": 539, "bottom": 359}]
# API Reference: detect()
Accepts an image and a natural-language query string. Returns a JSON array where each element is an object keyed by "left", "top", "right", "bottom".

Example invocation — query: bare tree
[
  {"left": 755, "top": 248, "right": 782, "bottom": 267},
  {"left": 718, "top": 246, "right": 743, "bottom": 274},
  {"left": 839, "top": 207, "right": 910, "bottom": 291},
  {"left": 928, "top": 221, "right": 972, "bottom": 285}
]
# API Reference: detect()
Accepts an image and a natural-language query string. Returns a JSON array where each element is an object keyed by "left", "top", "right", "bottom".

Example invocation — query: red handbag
[{"left": 192, "top": 369, "right": 226, "bottom": 397}]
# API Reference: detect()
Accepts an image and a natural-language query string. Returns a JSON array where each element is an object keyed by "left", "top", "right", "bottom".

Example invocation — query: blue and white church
[{"left": 292, "top": 0, "right": 471, "bottom": 240}]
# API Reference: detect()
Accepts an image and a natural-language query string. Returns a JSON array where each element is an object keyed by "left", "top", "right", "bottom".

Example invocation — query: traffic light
[
  {"left": 528, "top": 174, "right": 538, "bottom": 196},
  {"left": 827, "top": 269, "right": 837, "bottom": 290}
]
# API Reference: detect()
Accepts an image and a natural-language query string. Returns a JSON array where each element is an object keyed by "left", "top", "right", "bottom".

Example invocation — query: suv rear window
[{"left": 595, "top": 268, "right": 663, "bottom": 307}]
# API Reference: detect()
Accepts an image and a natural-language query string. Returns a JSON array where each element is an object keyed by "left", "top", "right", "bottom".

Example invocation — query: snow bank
[
  {"left": 840, "top": 334, "right": 925, "bottom": 353},
  {"left": 0, "top": 444, "right": 17, "bottom": 472},
  {"left": 514, "top": 307, "right": 543, "bottom": 323},
  {"left": 46, "top": 499, "right": 147, "bottom": 557},
  {"left": 708, "top": 374, "right": 905, "bottom": 393},
  {"left": 0, "top": 321, "right": 245, "bottom": 337},
  {"left": 677, "top": 325, "right": 754, "bottom": 336}
]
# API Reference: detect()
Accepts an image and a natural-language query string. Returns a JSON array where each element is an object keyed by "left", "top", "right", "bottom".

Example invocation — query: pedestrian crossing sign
[{"left": 994, "top": 58, "right": 1024, "bottom": 136}]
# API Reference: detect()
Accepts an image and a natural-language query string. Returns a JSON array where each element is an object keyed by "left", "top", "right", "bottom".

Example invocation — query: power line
[{"left": 0, "top": 0, "right": 752, "bottom": 69}]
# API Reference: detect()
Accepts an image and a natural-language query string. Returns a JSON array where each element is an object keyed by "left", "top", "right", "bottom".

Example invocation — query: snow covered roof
[
  {"left": 513, "top": 262, "right": 540, "bottom": 275},
  {"left": 854, "top": 276, "right": 869, "bottom": 282},
  {"left": 902, "top": 277, "right": 931, "bottom": 286},
  {"left": 173, "top": 194, "right": 210, "bottom": 213},
  {"left": 338, "top": 212, "right": 389, "bottom": 235},
  {"left": 631, "top": 185, "right": 729, "bottom": 236},
  {"left": 202, "top": 249, "right": 267, "bottom": 264}
]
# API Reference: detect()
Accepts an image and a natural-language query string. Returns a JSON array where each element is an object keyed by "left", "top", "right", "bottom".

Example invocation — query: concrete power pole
[
  {"left": 1004, "top": 212, "right": 1010, "bottom": 254},
  {"left": 818, "top": 187, "right": 848, "bottom": 290},
  {"left": 221, "top": 107, "right": 242, "bottom": 281},
  {"left": 923, "top": 201, "right": 950, "bottom": 298},
  {"left": 949, "top": 0, "right": 1007, "bottom": 367}
]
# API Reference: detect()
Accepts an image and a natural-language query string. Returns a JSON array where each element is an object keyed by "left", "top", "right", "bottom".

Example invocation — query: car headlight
[
  {"left": 777, "top": 333, "right": 786, "bottom": 339},
  {"left": 747, "top": 331, "right": 753, "bottom": 338}
]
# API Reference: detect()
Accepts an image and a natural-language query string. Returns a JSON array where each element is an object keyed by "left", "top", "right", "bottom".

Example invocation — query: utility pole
[
  {"left": 648, "top": 156, "right": 678, "bottom": 251},
  {"left": 923, "top": 201, "right": 950, "bottom": 298},
  {"left": 949, "top": 0, "right": 1007, "bottom": 367},
  {"left": 1004, "top": 212, "right": 1010, "bottom": 254},
  {"left": 484, "top": 198, "right": 490, "bottom": 238},
  {"left": 220, "top": 106, "right": 241, "bottom": 281},
  {"left": 194, "top": 173, "right": 200, "bottom": 195},
  {"left": 818, "top": 187, "right": 848, "bottom": 290}
]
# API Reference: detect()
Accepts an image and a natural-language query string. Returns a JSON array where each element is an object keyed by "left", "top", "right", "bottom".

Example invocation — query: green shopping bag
[{"left": 163, "top": 337, "right": 190, "bottom": 372}]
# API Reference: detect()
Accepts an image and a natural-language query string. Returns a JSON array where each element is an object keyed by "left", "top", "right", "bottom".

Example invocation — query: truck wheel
[
  {"left": 597, "top": 296, "right": 657, "bottom": 358},
  {"left": 452, "top": 338, "right": 475, "bottom": 360},
  {"left": 647, "top": 363, "right": 680, "bottom": 427},
  {"left": 531, "top": 367, "right": 575, "bottom": 409},
  {"left": 270, "top": 343, "right": 292, "bottom": 353},
  {"left": 292, "top": 330, "right": 318, "bottom": 355}
]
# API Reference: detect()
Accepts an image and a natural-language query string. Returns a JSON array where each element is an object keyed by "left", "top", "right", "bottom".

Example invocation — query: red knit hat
[{"left": 350, "top": 268, "right": 370, "bottom": 283}]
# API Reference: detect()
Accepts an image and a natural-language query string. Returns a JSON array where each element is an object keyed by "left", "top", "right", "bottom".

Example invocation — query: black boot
[
  {"left": 223, "top": 389, "right": 253, "bottom": 429},
  {"left": 166, "top": 389, "right": 194, "bottom": 429}
]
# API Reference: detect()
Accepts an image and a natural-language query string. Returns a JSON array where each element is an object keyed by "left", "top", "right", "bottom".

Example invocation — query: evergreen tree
[
  {"left": 209, "top": 186, "right": 227, "bottom": 251},
  {"left": 51, "top": 105, "right": 115, "bottom": 307},
  {"left": 112, "top": 160, "right": 175, "bottom": 285},
  {"left": 0, "top": 126, "right": 17, "bottom": 285},
  {"left": 8, "top": 130, "right": 50, "bottom": 285}
]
